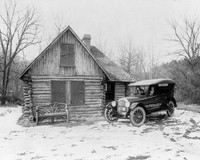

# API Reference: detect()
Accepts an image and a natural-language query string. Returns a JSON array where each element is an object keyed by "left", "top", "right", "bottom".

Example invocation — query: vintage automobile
[{"left": 104, "top": 79, "right": 177, "bottom": 127}]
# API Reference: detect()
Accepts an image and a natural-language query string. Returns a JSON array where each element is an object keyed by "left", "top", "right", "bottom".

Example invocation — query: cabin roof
[
  {"left": 128, "top": 78, "right": 175, "bottom": 86},
  {"left": 19, "top": 26, "right": 134, "bottom": 82},
  {"left": 90, "top": 46, "right": 134, "bottom": 82}
]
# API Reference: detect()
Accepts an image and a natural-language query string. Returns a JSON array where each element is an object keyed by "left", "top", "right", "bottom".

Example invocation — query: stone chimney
[{"left": 82, "top": 34, "right": 91, "bottom": 50}]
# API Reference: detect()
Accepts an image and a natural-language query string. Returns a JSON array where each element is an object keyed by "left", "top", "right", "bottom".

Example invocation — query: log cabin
[{"left": 19, "top": 26, "right": 134, "bottom": 119}]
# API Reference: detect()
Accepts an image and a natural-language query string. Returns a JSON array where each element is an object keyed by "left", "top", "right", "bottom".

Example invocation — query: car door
[{"left": 144, "top": 85, "right": 161, "bottom": 113}]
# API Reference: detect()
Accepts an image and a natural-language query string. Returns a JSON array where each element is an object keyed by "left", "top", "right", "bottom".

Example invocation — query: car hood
[{"left": 122, "top": 96, "right": 147, "bottom": 103}]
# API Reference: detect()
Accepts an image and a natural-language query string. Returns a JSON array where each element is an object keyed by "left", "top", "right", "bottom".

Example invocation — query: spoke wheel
[
  {"left": 130, "top": 106, "right": 146, "bottom": 127},
  {"left": 104, "top": 107, "right": 118, "bottom": 123},
  {"left": 167, "top": 101, "right": 175, "bottom": 117}
]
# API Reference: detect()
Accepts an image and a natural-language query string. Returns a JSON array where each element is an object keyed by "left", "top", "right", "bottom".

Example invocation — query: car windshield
[{"left": 128, "top": 86, "right": 149, "bottom": 97}]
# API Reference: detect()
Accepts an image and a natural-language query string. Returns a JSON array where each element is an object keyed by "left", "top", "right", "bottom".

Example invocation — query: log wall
[
  {"left": 115, "top": 82, "right": 126, "bottom": 100},
  {"left": 31, "top": 76, "right": 103, "bottom": 116}
]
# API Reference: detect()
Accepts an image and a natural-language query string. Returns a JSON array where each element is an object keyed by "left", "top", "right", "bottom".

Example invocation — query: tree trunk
[
  {"left": 1, "top": 66, "right": 11, "bottom": 106},
  {"left": 1, "top": 90, "right": 6, "bottom": 106},
  {"left": 1, "top": 68, "right": 7, "bottom": 105}
]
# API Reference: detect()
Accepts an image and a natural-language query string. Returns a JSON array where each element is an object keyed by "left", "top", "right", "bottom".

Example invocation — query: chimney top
[
  {"left": 83, "top": 34, "right": 91, "bottom": 40},
  {"left": 82, "top": 34, "right": 91, "bottom": 50}
]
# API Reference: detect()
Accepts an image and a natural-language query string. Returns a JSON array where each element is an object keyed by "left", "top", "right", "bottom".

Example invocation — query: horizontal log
[
  {"left": 33, "top": 102, "right": 50, "bottom": 106},
  {"left": 85, "top": 95, "right": 103, "bottom": 99},
  {"left": 85, "top": 83, "right": 101, "bottom": 87},
  {"left": 32, "top": 76, "right": 102, "bottom": 81},
  {"left": 85, "top": 99, "right": 101, "bottom": 102},
  {"left": 85, "top": 80, "right": 102, "bottom": 83},
  {"left": 32, "top": 91, "right": 51, "bottom": 95},
  {"left": 33, "top": 98, "right": 51, "bottom": 102},
  {"left": 68, "top": 104, "right": 99, "bottom": 108},
  {"left": 85, "top": 92, "right": 102, "bottom": 95},
  {"left": 32, "top": 80, "right": 49, "bottom": 84},
  {"left": 68, "top": 104, "right": 101, "bottom": 108},
  {"left": 33, "top": 100, "right": 51, "bottom": 104},
  {"left": 85, "top": 87, "right": 102, "bottom": 90},
  {"left": 85, "top": 94, "right": 103, "bottom": 97},
  {"left": 32, "top": 94, "right": 50, "bottom": 98},
  {"left": 69, "top": 107, "right": 100, "bottom": 112},
  {"left": 85, "top": 90, "right": 102, "bottom": 93},
  {"left": 32, "top": 88, "right": 50, "bottom": 91},
  {"left": 69, "top": 108, "right": 101, "bottom": 112},
  {"left": 33, "top": 99, "right": 51, "bottom": 102},
  {"left": 85, "top": 99, "right": 103, "bottom": 102},
  {"left": 69, "top": 111, "right": 101, "bottom": 115},
  {"left": 85, "top": 85, "right": 101, "bottom": 89},
  {"left": 32, "top": 85, "right": 50, "bottom": 88},
  {"left": 32, "top": 88, "right": 50, "bottom": 92}
]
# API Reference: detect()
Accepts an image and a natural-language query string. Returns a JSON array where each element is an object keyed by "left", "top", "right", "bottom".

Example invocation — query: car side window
[
  {"left": 148, "top": 86, "right": 157, "bottom": 96},
  {"left": 150, "top": 87, "right": 155, "bottom": 96}
]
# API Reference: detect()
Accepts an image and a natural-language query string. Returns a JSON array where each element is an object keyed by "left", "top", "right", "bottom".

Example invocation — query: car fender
[
  {"left": 130, "top": 102, "right": 139, "bottom": 110},
  {"left": 169, "top": 97, "right": 177, "bottom": 107},
  {"left": 105, "top": 102, "right": 112, "bottom": 108}
]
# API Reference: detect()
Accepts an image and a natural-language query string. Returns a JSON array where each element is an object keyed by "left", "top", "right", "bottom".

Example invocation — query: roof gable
[
  {"left": 19, "top": 26, "right": 108, "bottom": 79},
  {"left": 19, "top": 26, "right": 134, "bottom": 82}
]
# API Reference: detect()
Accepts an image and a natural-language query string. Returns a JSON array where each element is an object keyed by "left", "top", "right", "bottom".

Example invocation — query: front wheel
[
  {"left": 166, "top": 101, "right": 175, "bottom": 117},
  {"left": 130, "top": 106, "right": 146, "bottom": 127},
  {"left": 104, "top": 107, "right": 118, "bottom": 123}
]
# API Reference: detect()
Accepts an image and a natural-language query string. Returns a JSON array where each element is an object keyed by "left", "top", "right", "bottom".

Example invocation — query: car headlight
[
  {"left": 125, "top": 100, "right": 130, "bottom": 107},
  {"left": 111, "top": 101, "right": 117, "bottom": 107}
]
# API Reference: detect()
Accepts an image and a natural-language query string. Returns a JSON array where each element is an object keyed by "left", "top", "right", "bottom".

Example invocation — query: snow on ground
[{"left": 0, "top": 106, "right": 200, "bottom": 160}]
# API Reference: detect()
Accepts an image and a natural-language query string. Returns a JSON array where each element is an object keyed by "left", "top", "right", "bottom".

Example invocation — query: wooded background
[{"left": 1, "top": 1, "right": 200, "bottom": 105}]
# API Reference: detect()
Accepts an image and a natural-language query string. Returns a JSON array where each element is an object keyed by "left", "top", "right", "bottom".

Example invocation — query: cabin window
[
  {"left": 71, "top": 81, "right": 85, "bottom": 105},
  {"left": 60, "top": 43, "right": 75, "bottom": 67},
  {"left": 51, "top": 81, "right": 66, "bottom": 103}
]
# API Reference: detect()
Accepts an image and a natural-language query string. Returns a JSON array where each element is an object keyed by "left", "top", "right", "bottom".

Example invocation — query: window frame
[
  {"left": 51, "top": 80, "right": 66, "bottom": 103},
  {"left": 70, "top": 81, "right": 85, "bottom": 105},
  {"left": 60, "top": 43, "right": 75, "bottom": 67}
]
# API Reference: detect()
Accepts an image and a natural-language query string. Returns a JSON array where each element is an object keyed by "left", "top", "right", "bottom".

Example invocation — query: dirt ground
[{"left": 0, "top": 105, "right": 200, "bottom": 160}]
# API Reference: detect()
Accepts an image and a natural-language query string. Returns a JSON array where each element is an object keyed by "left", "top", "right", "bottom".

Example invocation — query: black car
[{"left": 104, "top": 79, "right": 177, "bottom": 127}]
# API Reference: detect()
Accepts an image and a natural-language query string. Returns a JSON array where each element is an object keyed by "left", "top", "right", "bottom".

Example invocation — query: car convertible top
[{"left": 128, "top": 78, "right": 175, "bottom": 87}]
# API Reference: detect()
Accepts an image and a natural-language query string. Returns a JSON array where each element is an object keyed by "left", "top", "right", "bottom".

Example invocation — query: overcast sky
[{"left": 1, "top": 0, "right": 200, "bottom": 63}]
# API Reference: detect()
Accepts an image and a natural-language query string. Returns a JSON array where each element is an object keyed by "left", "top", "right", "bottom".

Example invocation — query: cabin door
[{"left": 106, "top": 82, "right": 115, "bottom": 104}]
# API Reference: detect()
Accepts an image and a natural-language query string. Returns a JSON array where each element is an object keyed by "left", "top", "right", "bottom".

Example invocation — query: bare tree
[
  {"left": 53, "top": 14, "right": 67, "bottom": 35},
  {"left": 119, "top": 41, "right": 147, "bottom": 80},
  {"left": 119, "top": 41, "right": 135, "bottom": 74},
  {"left": 168, "top": 17, "right": 200, "bottom": 76},
  {"left": 146, "top": 47, "right": 160, "bottom": 79},
  {"left": 0, "top": 1, "right": 40, "bottom": 105}
]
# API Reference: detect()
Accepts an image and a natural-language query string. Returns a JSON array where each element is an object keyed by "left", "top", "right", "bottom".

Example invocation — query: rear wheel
[
  {"left": 104, "top": 107, "right": 118, "bottom": 123},
  {"left": 130, "top": 106, "right": 146, "bottom": 127},
  {"left": 166, "top": 101, "right": 175, "bottom": 117}
]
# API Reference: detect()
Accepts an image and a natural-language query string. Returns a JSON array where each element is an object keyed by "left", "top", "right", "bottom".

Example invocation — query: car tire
[
  {"left": 130, "top": 106, "right": 146, "bottom": 127},
  {"left": 104, "top": 107, "right": 118, "bottom": 123},
  {"left": 166, "top": 101, "right": 175, "bottom": 117}
]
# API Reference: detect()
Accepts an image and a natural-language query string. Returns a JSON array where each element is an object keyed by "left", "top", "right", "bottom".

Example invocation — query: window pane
[
  {"left": 60, "top": 44, "right": 75, "bottom": 67},
  {"left": 51, "top": 81, "right": 66, "bottom": 103},
  {"left": 71, "top": 81, "right": 85, "bottom": 105}
]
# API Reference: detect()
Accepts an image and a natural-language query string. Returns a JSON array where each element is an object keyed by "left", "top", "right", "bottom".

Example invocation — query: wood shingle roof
[{"left": 90, "top": 46, "right": 134, "bottom": 82}]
